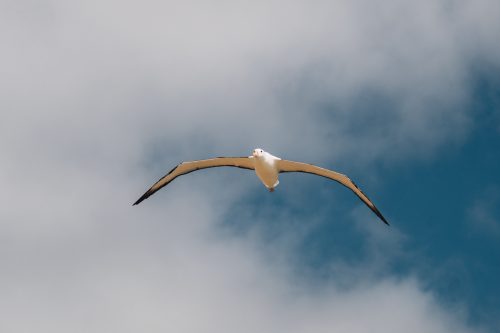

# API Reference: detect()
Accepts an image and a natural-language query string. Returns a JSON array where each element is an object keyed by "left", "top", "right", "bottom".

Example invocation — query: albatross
[{"left": 134, "top": 148, "right": 389, "bottom": 225}]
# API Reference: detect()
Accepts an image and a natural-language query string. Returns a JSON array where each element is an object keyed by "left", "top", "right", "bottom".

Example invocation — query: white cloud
[
  {"left": 1, "top": 0, "right": 498, "bottom": 332},
  {"left": 0, "top": 182, "right": 484, "bottom": 333},
  {"left": 3, "top": 0, "right": 499, "bottom": 165}
]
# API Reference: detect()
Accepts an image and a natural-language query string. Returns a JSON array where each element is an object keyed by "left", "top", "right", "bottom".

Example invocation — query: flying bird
[{"left": 134, "top": 148, "right": 389, "bottom": 225}]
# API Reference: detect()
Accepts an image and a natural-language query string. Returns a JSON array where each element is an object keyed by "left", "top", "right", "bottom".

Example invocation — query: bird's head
[{"left": 252, "top": 148, "right": 265, "bottom": 157}]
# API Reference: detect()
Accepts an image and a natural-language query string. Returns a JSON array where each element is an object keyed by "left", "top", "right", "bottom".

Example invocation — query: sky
[{"left": 1, "top": 0, "right": 500, "bottom": 332}]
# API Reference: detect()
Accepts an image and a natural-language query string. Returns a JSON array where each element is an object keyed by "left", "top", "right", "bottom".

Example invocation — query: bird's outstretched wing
[
  {"left": 133, "top": 157, "right": 254, "bottom": 205},
  {"left": 277, "top": 160, "right": 389, "bottom": 225}
]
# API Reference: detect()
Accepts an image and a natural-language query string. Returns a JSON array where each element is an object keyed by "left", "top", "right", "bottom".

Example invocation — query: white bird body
[
  {"left": 252, "top": 149, "right": 280, "bottom": 190},
  {"left": 134, "top": 148, "right": 389, "bottom": 225}
]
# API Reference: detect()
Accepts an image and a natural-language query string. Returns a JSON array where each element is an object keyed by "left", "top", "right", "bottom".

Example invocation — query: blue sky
[{"left": 1, "top": 1, "right": 499, "bottom": 332}]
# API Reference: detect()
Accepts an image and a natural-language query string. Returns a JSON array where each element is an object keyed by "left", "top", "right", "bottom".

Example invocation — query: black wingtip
[
  {"left": 381, "top": 216, "right": 390, "bottom": 226},
  {"left": 374, "top": 207, "right": 390, "bottom": 226},
  {"left": 132, "top": 191, "right": 151, "bottom": 206}
]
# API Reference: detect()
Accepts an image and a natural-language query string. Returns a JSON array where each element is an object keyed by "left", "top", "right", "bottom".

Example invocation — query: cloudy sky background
[{"left": 1, "top": 0, "right": 499, "bottom": 332}]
